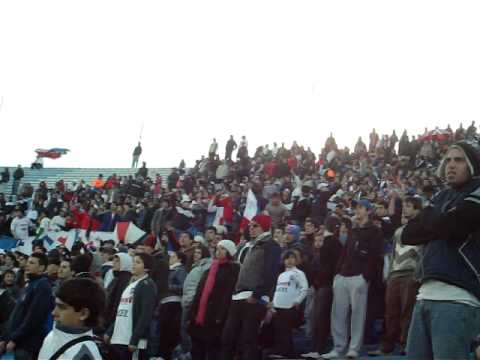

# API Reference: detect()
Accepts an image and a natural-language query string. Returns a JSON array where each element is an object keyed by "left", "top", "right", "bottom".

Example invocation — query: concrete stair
[{"left": 0, "top": 167, "right": 172, "bottom": 199}]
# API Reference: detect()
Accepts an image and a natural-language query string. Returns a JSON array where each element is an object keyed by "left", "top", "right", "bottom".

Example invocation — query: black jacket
[
  {"left": 311, "top": 235, "right": 343, "bottom": 289},
  {"left": 188, "top": 262, "right": 240, "bottom": 340},
  {"left": 337, "top": 222, "right": 383, "bottom": 282},
  {"left": 105, "top": 271, "right": 132, "bottom": 328},
  {"left": 3, "top": 274, "right": 54, "bottom": 353},
  {"left": 108, "top": 276, "right": 157, "bottom": 347},
  {"left": 13, "top": 168, "right": 24, "bottom": 180},
  {"left": 402, "top": 179, "right": 480, "bottom": 300}
]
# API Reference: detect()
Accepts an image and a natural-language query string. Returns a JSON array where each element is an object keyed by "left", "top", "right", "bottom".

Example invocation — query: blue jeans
[{"left": 407, "top": 300, "right": 480, "bottom": 360}]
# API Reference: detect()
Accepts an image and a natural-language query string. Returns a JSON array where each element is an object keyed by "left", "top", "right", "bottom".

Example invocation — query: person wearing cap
[
  {"left": 400, "top": 140, "right": 480, "bottom": 359},
  {"left": 322, "top": 199, "right": 383, "bottom": 359},
  {"left": 188, "top": 240, "right": 240, "bottom": 360},
  {"left": 221, "top": 214, "right": 281, "bottom": 360},
  {"left": 284, "top": 224, "right": 303, "bottom": 254}
]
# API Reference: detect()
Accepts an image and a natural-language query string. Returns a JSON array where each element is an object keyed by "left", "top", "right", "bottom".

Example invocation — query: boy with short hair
[{"left": 38, "top": 278, "right": 106, "bottom": 359}]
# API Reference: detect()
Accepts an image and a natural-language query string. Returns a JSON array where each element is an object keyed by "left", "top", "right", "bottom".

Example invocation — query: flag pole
[{"left": 139, "top": 121, "right": 145, "bottom": 141}]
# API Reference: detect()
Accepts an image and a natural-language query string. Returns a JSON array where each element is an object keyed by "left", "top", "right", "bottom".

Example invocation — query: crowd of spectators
[{"left": 0, "top": 121, "right": 479, "bottom": 360}]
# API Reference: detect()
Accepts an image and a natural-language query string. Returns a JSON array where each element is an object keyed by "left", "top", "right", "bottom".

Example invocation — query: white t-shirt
[
  {"left": 39, "top": 326, "right": 101, "bottom": 360},
  {"left": 111, "top": 276, "right": 148, "bottom": 349},
  {"left": 273, "top": 267, "right": 309, "bottom": 309},
  {"left": 10, "top": 217, "right": 31, "bottom": 240},
  {"left": 417, "top": 279, "right": 480, "bottom": 307}
]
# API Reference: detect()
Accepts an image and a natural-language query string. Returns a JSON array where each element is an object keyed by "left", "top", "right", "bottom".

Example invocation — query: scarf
[{"left": 195, "top": 258, "right": 227, "bottom": 326}]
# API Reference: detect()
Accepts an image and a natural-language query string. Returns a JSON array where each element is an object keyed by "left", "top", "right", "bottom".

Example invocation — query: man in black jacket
[
  {"left": 132, "top": 142, "right": 142, "bottom": 168},
  {"left": 221, "top": 214, "right": 281, "bottom": 360},
  {"left": 322, "top": 199, "right": 383, "bottom": 359},
  {"left": 12, "top": 165, "right": 24, "bottom": 196},
  {"left": 225, "top": 135, "right": 237, "bottom": 160},
  {"left": 0, "top": 253, "right": 54, "bottom": 359},
  {"left": 401, "top": 140, "right": 480, "bottom": 360}
]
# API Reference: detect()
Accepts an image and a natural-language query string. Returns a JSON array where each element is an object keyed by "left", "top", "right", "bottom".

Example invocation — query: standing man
[
  {"left": 225, "top": 135, "right": 237, "bottom": 161},
  {"left": 322, "top": 199, "right": 383, "bottom": 359},
  {"left": 132, "top": 142, "right": 142, "bottom": 168},
  {"left": 209, "top": 138, "right": 218, "bottom": 160},
  {"left": 0, "top": 253, "right": 55, "bottom": 359},
  {"left": 221, "top": 214, "right": 281, "bottom": 360},
  {"left": 369, "top": 196, "right": 423, "bottom": 356},
  {"left": 12, "top": 165, "right": 24, "bottom": 196},
  {"left": 0, "top": 168, "right": 9, "bottom": 194},
  {"left": 401, "top": 140, "right": 480, "bottom": 359}
]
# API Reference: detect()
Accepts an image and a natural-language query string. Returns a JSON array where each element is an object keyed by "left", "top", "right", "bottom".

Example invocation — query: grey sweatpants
[{"left": 331, "top": 275, "right": 369, "bottom": 354}]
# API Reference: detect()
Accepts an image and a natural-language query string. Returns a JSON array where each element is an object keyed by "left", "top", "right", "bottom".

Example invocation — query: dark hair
[
  {"left": 100, "top": 247, "right": 117, "bottom": 256},
  {"left": 304, "top": 218, "right": 318, "bottom": 229},
  {"left": 5, "top": 252, "right": 18, "bottom": 267},
  {"left": 70, "top": 254, "right": 93, "bottom": 275},
  {"left": 403, "top": 196, "right": 423, "bottom": 211},
  {"left": 31, "top": 253, "right": 48, "bottom": 269},
  {"left": 2, "top": 269, "right": 16, "bottom": 280},
  {"left": 171, "top": 251, "right": 187, "bottom": 265},
  {"left": 282, "top": 250, "right": 298, "bottom": 262},
  {"left": 135, "top": 253, "right": 154, "bottom": 272},
  {"left": 55, "top": 278, "right": 106, "bottom": 328},
  {"left": 194, "top": 244, "right": 211, "bottom": 259},
  {"left": 206, "top": 226, "right": 217, "bottom": 234},
  {"left": 181, "top": 231, "right": 194, "bottom": 241},
  {"left": 33, "top": 245, "right": 47, "bottom": 254},
  {"left": 48, "top": 256, "right": 61, "bottom": 267},
  {"left": 340, "top": 216, "right": 353, "bottom": 230}
]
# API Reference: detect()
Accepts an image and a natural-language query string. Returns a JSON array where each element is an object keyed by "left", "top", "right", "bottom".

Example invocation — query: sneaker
[
  {"left": 346, "top": 350, "right": 359, "bottom": 359},
  {"left": 320, "top": 350, "right": 341, "bottom": 359},
  {"left": 301, "top": 352, "right": 321, "bottom": 359}
]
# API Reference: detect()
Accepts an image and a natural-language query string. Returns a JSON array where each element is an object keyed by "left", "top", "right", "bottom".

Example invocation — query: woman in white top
[
  {"left": 106, "top": 253, "right": 157, "bottom": 360},
  {"left": 270, "top": 250, "right": 308, "bottom": 358}
]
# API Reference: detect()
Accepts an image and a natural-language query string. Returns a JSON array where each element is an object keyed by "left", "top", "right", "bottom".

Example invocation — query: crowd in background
[{"left": 0, "top": 120, "right": 479, "bottom": 360}]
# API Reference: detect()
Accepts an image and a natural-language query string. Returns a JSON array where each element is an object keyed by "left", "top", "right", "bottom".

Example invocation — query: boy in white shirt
[
  {"left": 38, "top": 278, "right": 106, "bottom": 359},
  {"left": 270, "top": 250, "right": 308, "bottom": 358}
]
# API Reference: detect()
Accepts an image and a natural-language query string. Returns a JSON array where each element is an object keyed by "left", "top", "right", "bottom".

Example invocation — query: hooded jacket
[
  {"left": 182, "top": 257, "right": 212, "bottom": 308},
  {"left": 402, "top": 179, "right": 480, "bottom": 300},
  {"left": 105, "top": 253, "right": 132, "bottom": 328}
]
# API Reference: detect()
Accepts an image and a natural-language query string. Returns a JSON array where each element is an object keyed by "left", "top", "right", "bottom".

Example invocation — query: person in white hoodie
[
  {"left": 38, "top": 278, "right": 106, "bottom": 359},
  {"left": 10, "top": 208, "right": 33, "bottom": 241},
  {"left": 104, "top": 253, "right": 133, "bottom": 330},
  {"left": 270, "top": 250, "right": 308, "bottom": 358}
]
